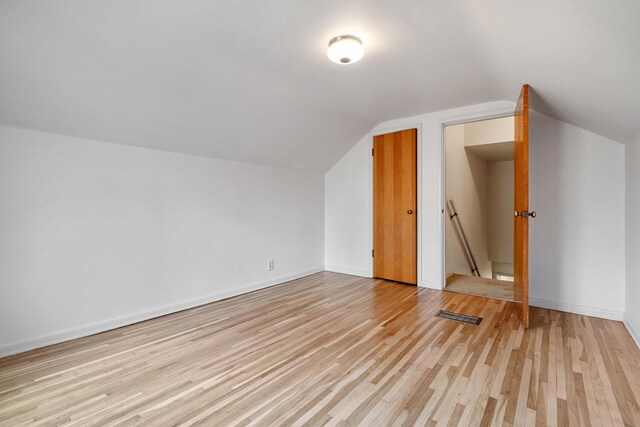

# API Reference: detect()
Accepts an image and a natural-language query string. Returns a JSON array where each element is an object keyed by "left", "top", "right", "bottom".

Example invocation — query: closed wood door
[
  {"left": 514, "top": 84, "right": 530, "bottom": 327},
  {"left": 373, "top": 129, "right": 417, "bottom": 285}
]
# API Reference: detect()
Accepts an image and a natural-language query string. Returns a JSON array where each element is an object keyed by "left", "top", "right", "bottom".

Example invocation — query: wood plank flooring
[{"left": 0, "top": 271, "right": 639, "bottom": 426}]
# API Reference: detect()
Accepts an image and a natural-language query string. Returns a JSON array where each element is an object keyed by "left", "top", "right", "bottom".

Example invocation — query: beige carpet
[{"left": 445, "top": 273, "right": 514, "bottom": 302}]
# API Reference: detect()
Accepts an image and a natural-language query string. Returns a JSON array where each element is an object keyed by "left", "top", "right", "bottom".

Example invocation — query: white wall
[
  {"left": 0, "top": 126, "right": 324, "bottom": 357},
  {"left": 529, "top": 111, "right": 626, "bottom": 319},
  {"left": 487, "top": 160, "right": 514, "bottom": 266},
  {"left": 325, "top": 102, "right": 627, "bottom": 320},
  {"left": 625, "top": 135, "right": 640, "bottom": 347},
  {"left": 464, "top": 117, "right": 514, "bottom": 147},
  {"left": 324, "top": 135, "right": 372, "bottom": 277}
]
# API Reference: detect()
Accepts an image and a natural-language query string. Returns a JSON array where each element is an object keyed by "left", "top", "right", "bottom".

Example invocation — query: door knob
[
  {"left": 514, "top": 210, "right": 536, "bottom": 218},
  {"left": 407, "top": 210, "right": 413, "bottom": 215}
]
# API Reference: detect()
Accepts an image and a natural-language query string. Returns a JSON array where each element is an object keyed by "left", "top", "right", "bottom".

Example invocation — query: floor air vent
[{"left": 436, "top": 310, "right": 482, "bottom": 325}]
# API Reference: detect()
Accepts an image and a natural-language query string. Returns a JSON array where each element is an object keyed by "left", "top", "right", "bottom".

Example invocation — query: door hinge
[
  {"left": 371, "top": 148, "right": 374, "bottom": 156},
  {"left": 372, "top": 249, "right": 374, "bottom": 257}
]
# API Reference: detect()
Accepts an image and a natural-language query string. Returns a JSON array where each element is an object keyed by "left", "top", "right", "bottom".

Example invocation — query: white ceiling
[{"left": 1, "top": 1, "right": 638, "bottom": 170}]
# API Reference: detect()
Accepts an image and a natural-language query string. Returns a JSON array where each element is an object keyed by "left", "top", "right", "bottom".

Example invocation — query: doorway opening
[{"left": 444, "top": 116, "right": 515, "bottom": 301}]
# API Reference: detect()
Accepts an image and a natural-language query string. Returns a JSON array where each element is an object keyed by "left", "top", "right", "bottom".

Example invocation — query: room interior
[{"left": 1, "top": 1, "right": 640, "bottom": 425}]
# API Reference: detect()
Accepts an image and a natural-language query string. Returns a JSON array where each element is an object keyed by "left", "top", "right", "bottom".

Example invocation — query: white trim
[
  {"left": 623, "top": 313, "right": 640, "bottom": 350},
  {"left": 324, "top": 265, "right": 372, "bottom": 278},
  {"left": 439, "top": 106, "right": 516, "bottom": 290},
  {"left": 420, "top": 280, "right": 441, "bottom": 290},
  {"left": 0, "top": 267, "right": 324, "bottom": 358},
  {"left": 529, "top": 297, "right": 624, "bottom": 321},
  {"left": 369, "top": 124, "right": 424, "bottom": 286}
]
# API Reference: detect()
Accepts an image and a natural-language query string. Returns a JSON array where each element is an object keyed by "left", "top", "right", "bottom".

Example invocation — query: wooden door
[
  {"left": 373, "top": 129, "right": 417, "bottom": 285},
  {"left": 514, "top": 84, "right": 530, "bottom": 327}
]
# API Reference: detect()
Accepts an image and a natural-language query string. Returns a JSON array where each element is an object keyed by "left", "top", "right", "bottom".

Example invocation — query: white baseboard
[
  {"left": 623, "top": 313, "right": 640, "bottom": 350},
  {"left": 0, "top": 267, "right": 324, "bottom": 359},
  {"left": 324, "top": 265, "right": 372, "bottom": 278},
  {"left": 529, "top": 297, "right": 624, "bottom": 321}
]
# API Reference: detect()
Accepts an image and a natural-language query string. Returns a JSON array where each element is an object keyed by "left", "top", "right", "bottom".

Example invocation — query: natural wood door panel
[
  {"left": 373, "top": 129, "right": 417, "bottom": 284},
  {"left": 514, "top": 84, "right": 530, "bottom": 327}
]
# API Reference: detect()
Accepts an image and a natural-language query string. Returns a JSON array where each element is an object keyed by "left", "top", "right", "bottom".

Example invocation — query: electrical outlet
[{"left": 268, "top": 260, "right": 275, "bottom": 271}]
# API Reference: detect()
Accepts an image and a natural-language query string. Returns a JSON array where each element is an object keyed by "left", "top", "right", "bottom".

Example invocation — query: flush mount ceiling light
[{"left": 327, "top": 35, "right": 364, "bottom": 65}]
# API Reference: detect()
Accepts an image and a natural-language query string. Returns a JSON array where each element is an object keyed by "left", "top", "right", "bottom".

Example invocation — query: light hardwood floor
[{"left": 0, "top": 271, "right": 639, "bottom": 426}]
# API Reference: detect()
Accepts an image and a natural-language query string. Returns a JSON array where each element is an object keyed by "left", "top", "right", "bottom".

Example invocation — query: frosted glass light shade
[{"left": 327, "top": 35, "right": 364, "bottom": 65}]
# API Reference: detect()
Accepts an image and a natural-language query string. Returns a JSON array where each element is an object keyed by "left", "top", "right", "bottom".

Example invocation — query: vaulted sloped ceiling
[{"left": 1, "top": 0, "right": 638, "bottom": 170}]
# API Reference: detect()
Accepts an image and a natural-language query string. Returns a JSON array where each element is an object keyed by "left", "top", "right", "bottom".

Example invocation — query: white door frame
[{"left": 438, "top": 107, "right": 514, "bottom": 290}]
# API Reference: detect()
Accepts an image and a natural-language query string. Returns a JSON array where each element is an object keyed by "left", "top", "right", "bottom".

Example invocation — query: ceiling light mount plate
[{"left": 327, "top": 34, "right": 364, "bottom": 65}]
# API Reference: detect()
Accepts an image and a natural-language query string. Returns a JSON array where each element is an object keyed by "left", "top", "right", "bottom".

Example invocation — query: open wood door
[
  {"left": 514, "top": 84, "right": 531, "bottom": 327},
  {"left": 373, "top": 129, "right": 417, "bottom": 285}
]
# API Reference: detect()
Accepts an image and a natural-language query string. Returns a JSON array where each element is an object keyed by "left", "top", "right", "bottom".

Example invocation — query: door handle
[
  {"left": 514, "top": 210, "right": 536, "bottom": 218},
  {"left": 407, "top": 210, "right": 413, "bottom": 215}
]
